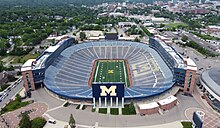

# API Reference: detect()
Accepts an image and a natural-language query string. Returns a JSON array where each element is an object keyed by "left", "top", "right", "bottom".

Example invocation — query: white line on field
[
  {"left": 94, "top": 61, "right": 100, "bottom": 82},
  {"left": 122, "top": 61, "right": 128, "bottom": 87}
]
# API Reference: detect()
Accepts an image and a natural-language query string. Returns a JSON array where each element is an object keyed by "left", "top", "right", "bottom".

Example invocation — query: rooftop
[
  {"left": 138, "top": 102, "right": 159, "bottom": 110},
  {"left": 157, "top": 95, "right": 177, "bottom": 106},
  {"left": 201, "top": 67, "right": 220, "bottom": 98},
  {"left": 184, "top": 58, "right": 197, "bottom": 71},
  {"left": 154, "top": 37, "right": 185, "bottom": 69},
  {"left": 21, "top": 59, "right": 36, "bottom": 72}
]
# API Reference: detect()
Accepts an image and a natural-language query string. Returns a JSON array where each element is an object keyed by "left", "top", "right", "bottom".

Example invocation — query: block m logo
[{"left": 100, "top": 86, "right": 117, "bottom": 96}]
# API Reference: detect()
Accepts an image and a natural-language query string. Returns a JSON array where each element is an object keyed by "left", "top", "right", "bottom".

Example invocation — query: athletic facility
[
  {"left": 43, "top": 40, "right": 174, "bottom": 100},
  {"left": 91, "top": 59, "right": 131, "bottom": 87}
]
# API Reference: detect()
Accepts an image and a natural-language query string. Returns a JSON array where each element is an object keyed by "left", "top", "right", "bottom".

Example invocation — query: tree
[
  {"left": 31, "top": 117, "right": 46, "bottom": 128},
  {"left": 19, "top": 112, "right": 31, "bottom": 128},
  {"left": 79, "top": 32, "right": 86, "bottom": 41},
  {"left": 181, "top": 36, "right": 188, "bottom": 42},
  {"left": 134, "top": 37, "right": 140, "bottom": 42},
  {"left": 69, "top": 114, "right": 76, "bottom": 128}
]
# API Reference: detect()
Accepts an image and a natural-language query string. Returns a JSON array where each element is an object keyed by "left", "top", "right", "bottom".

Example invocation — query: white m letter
[{"left": 100, "top": 86, "right": 117, "bottom": 96}]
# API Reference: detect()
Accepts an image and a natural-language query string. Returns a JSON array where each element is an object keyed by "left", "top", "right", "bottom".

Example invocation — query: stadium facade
[
  {"left": 21, "top": 36, "right": 197, "bottom": 100},
  {"left": 149, "top": 37, "right": 197, "bottom": 95}
]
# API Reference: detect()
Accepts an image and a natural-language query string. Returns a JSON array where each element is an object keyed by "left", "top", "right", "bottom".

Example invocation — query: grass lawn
[
  {"left": 181, "top": 121, "right": 192, "bottom": 128},
  {"left": 92, "top": 59, "right": 130, "bottom": 87},
  {"left": 166, "top": 22, "right": 188, "bottom": 28},
  {"left": 98, "top": 108, "right": 107, "bottom": 114},
  {"left": 122, "top": 103, "right": 136, "bottom": 115},
  {"left": 12, "top": 53, "right": 41, "bottom": 64},
  {"left": 110, "top": 108, "right": 119, "bottom": 115},
  {"left": 1, "top": 100, "right": 30, "bottom": 114}
]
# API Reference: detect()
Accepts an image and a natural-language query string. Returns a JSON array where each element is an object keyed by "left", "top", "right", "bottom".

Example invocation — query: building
[
  {"left": 151, "top": 17, "right": 165, "bottom": 24},
  {"left": 138, "top": 102, "right": 159, "bottom": 115},
  {"left": 105, "top": 32, "right": 118, "bottom": 40},
  {"left": 109, "top": 12, "right": 125, "bottom": 17},
  {"left": 200, "top": 68, "right": 220, "bottom": 112},
  {"left": 149, "top": 37, "right": 197, "bottom": 95},
  {"left": 118, "top": 22, "right": 136, "bottom": 28},
  {"left": 207, "top": 25, "right": 220, "bottom": 33},
  {"left": 21, "top": 37, "right": 75, "bottom": 93},
  {"left": 157, "top": 95, "right": 178, "bottom": 111},
  {"left": 0, "top": 71, "right": 8, "bottom": 85}
]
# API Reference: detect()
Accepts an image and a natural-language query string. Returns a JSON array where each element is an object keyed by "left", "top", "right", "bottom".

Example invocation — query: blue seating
[{"left": 44, "top": 41, "right": 174, "bottom": 99}]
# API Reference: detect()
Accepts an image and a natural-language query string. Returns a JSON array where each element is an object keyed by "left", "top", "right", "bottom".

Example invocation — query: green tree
[
  {"left": 79, "top": 32, "right": 86, "bottom": 41},
  {"left": 19, "top": 112, "right": 32, "bottom": 128},
  {"left": 69, "top": 114, "right": 76, "bottom": 128},
  {"left": 134, "top": 37, "right": 140, "bottom": 42},
  {"left": 0, "top": 61, "right": 4, "bottom": 72},
  {"left": 31, "top": 117, "right": 46, "bottom": 128},
  {"left": 181, "top": 36, "right": 188, "bottom": 42}
]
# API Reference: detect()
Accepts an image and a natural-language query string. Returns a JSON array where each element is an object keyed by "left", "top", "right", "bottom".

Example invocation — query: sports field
[{"left": 92, "top": 60, "right": 130, "bottom": 87}]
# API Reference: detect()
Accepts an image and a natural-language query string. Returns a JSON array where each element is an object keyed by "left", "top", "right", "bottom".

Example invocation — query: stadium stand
[{"left": 43, "top": 41, "right": 174, "bottom": 100}]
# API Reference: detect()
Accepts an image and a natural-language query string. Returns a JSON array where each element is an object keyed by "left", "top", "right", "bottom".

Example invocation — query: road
[
  {"left": 137, "top": 24, "right": 149, "bottom": 43},
  {"left": 182, "top": 32, "right": 218, "bottom": 54},
  {"left": 0, "top": 78, "right": 24, "bottom": 109},
  {"left": 172, "top": 43, "right": 220, "bottom": 74}
]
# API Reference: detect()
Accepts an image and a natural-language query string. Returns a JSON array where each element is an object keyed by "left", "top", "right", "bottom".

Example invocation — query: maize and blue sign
[
  {"left": 193, "top": 112, "right": 203, "bottom": 128},
  {"left": 92, "top": 83, "right": 124, "bottom": 99}
]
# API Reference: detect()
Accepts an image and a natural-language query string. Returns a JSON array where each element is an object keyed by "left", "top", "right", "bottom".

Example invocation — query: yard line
[
  {"left": 94, "top": 61, "right": 100, "bottom": 82},
  {"left": 113, "top": 61, "right": 115, "bottom": 82},
  {"left": 122, "top": 61, "right": 128, "bottom": 87}
]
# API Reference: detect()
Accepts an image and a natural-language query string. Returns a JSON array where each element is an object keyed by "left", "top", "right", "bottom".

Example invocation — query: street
[{"left": 0, "top": 78, "right": 24, "bottom": 109}]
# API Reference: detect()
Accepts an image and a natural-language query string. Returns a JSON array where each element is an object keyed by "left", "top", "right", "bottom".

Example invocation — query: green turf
[
  {"left": 181, "top": 121, "right": 193, "bottom": 128},
  {"left": 92, "top": 60, "right": 130, "bottom": 87},
  {"left": 99, "top": 108, "right": 107, "bottom": 114},
  {"left": 122, "top": 102, "right": 136, "bottom": 115},
  {"left": 110, "top": 108, "right": 119, "bottom": 115},
  {"left": 165, "top": 22, "right": 188, "bottom": 28}
]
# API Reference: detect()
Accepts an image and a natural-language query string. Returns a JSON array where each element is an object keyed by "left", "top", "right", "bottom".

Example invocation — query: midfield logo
[
  {"left": 100, "top": 86, "right": 117, "bottom": 96},
  {"left": 108, "top": 70, "right": 114, "bottom": 74}
]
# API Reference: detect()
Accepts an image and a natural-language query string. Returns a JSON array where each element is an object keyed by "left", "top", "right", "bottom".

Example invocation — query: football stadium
[
  {"left": 43, "top": 40, "right": 174, "bottom": 100},
  {"left": 21, "top": 36, "right": 196, "bottom": 101}
]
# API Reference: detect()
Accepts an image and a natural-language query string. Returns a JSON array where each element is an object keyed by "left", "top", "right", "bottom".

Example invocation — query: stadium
[
  {"left": 21, "top": 36, "right": 196, "bottom": 101},
  {"left": 43, "top": 40, "right": 173, "bottom": 100}
]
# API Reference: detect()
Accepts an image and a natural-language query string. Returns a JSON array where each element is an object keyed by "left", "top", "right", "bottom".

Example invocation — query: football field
[{"left": 92, "top": 60, "right": 130, "bottom": 87}]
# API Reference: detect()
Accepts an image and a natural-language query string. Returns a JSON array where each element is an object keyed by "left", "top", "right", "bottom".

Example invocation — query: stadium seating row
[{"left": 44, "top": 41, "right": 174, "bottom": 99}]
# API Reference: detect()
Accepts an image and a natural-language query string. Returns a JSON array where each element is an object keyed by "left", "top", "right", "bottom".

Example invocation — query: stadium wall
[
  {"left": 22, "top": 37, "right": 75, "bottom": 92},
  {"left": 149, "top": 37, "right": 197, "bottom": 95},
  {"left": 125, "top": 59, "right": 133, "bottom": 87}
]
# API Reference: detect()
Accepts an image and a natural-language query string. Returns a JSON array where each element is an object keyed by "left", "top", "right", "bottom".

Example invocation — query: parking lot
[{"left": 172, "top": 43, "right": 220, "bottom": 74}]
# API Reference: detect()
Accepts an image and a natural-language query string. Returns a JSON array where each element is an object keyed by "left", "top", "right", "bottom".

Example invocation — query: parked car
[
  {"left": 1, "top": 92, "right": 9, "bottom": 100},
  {"left": 48, "top": 119, "right": 56, "bottom": 124}
]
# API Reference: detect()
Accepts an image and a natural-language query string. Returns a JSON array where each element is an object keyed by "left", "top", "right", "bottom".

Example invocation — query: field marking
[
  {"left": 94, "top": 61, "right": 100, "bottom": 82},
  {"left": 122, "top": 61, "right": 128, "bottom": 87}
]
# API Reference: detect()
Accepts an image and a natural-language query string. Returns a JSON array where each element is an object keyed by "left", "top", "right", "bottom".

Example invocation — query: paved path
[
  {"left": 43, "top": 120, "right": 182, "bottom": 128},
  {"left": 0, "top": 102, "right": 48, "bottom": 128},
  {"left": 45, "top": 92, "right": 201, "bottom": 127},
  {"left": 185, "top": 107, "right": 220, "bottom": 128}
]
